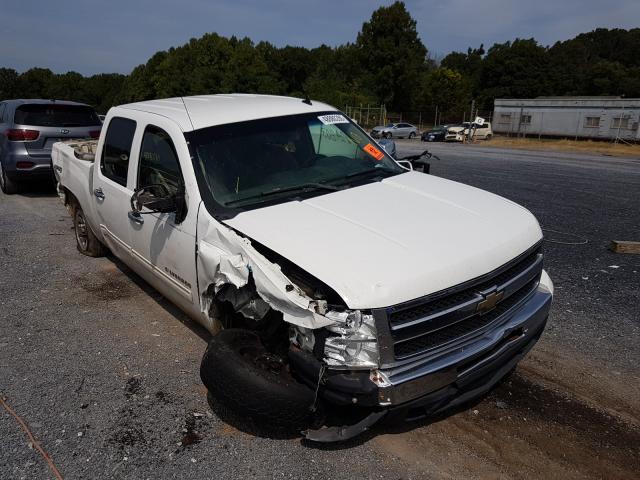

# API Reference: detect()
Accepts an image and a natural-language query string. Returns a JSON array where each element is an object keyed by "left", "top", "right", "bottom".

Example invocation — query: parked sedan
[
  {"left": 0, "top": 99, "right": 102, "bottom": 194},
  {"left": 371, "top": 122, "right": 418, "bottom": 139},
  {"left": 421, "top": 125, "right": 451, "bottom": 142}
]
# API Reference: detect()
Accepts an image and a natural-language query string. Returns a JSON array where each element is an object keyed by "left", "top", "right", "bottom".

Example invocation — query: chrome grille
[{"left": 388, "top": 246, "right": 543, "bottom": 360}]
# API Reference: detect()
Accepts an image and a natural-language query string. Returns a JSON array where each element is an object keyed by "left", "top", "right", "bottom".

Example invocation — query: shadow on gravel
[
  {"left": 206, "top": 392, "right": 301, "bottom": 440},
  {"left": 107, "top": 255, "right": 211, "bottom": 343},
  {"left": 14, "top": 178, "right": 58, "bottom": 197},
  {"left": 210, "top": 367, "right": 640, "bottom": 454}
]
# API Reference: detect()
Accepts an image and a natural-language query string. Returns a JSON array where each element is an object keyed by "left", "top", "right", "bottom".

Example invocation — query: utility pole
[
  {"left": 615, "top": 95, "right": 626, "bottom": 144},
  {"left": 434, "top": 105, "right": 438, "bottom": 127},
  {"left": 516, "top": 106, "right": 523, "bottom": 138},
  {"left": 468, "top": 99, "right": 475, "bottom": 142}
]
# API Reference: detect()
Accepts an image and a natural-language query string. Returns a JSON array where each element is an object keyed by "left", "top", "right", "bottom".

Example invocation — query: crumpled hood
[{"left": 224, "top": 171, "right": 542, "bottom": 309}]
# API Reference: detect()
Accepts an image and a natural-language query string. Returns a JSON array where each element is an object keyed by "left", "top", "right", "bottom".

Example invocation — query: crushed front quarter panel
[{"left": 196, "top": 208, "right": 334, "bottom": 331}]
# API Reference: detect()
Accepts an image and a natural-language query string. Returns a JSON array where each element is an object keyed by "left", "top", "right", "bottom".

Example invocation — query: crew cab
[{"left": 52, "top": 94, "right": 553, "bottom": 442}]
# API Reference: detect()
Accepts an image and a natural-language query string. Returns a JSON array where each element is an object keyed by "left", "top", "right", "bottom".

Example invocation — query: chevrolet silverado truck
[{"left": 52, "top": 94, "right": 553, "bottom": 442}]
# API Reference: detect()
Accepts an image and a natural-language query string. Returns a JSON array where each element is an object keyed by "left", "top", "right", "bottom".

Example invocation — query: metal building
[{"left": 492, "top": 97, "right": 640, "bottom": 141}]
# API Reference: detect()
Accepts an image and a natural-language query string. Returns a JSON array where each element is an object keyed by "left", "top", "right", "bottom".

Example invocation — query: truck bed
[{"left": 52, "top": 140, "right": 98, "bottom": 223}]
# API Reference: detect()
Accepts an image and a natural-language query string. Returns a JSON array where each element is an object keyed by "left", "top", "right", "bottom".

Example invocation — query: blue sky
[{"left": 2, "top": 0, "right": 639, "bottom": 75}]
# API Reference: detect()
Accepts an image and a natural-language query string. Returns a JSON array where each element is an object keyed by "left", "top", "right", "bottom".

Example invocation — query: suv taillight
[
  {"left": 89, "top": 130, "right": 101, "bottom": 139},
  {"left": 6, "top": 129, "right": 39, "bottom": 141}
]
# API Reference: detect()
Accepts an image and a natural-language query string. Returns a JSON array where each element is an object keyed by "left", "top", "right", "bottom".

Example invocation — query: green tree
[
  {"left": 0, "top": 68, "right": 19, "bottom": 99},
  {"left": 477, "top": 39, "right": 551, "bottom": 109},
  {"left": 17, "top": 68, "right": 55, "bottom": 98},
  {"left": 221, "top": 38, "right": 283, "bottom": 94},
  {"left": 355, "top": 1, "right": 430, "bottom": 111},
  {"left": 419, "top": 67, "right": 471, "bottom": 122}
]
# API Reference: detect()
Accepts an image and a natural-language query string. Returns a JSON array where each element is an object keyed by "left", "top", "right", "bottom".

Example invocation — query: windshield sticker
[
  {"left": 318, "top": 114, "right": 349, "bottom": 125},
  {"left": 363, "top": 143, "right": 384, "bottom": 161}
]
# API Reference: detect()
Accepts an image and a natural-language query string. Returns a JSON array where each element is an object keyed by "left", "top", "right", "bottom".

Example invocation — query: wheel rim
[{"left": 75, "top": 210, "right": 89, "bottom": 250}]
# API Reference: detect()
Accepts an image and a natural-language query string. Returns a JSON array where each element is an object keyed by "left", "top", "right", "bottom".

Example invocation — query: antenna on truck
[{"left": 301, "top": 89, "right": 312, "bottom": 106}]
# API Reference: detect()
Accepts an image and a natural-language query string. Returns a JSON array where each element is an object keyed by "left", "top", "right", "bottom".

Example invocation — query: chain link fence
[{"left": 344, "top": 105, "right": 493, "bottom": 132}]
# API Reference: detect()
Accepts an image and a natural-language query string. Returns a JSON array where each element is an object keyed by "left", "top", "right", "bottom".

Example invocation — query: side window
[
  {"left": 138, "top": 125, "right": 183, "bottom": 195},
  {"left": 0, "top": 103, "right": 6, "bottom": 123},
  {"left": 101, "top": 117, "right": 137, "bottom": 187}
]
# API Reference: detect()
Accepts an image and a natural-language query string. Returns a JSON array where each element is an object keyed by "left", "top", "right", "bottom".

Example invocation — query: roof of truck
[{"left": 117, "top": 94, "right": 337, "bottom": 132}]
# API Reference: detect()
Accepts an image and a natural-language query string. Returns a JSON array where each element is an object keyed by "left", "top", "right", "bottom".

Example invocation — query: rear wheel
[
  {"left": 73, "top": 204, "right": 108, "bottom": 257},
  {"left": 0, "top": 161, "right": 18, "bottom": 194},
  {"left": 485, "top": 134, "right": 492, "bottom": 140}
]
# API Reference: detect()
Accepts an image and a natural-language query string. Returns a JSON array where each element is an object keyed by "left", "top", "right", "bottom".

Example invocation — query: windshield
[{"left": 187, "top": 111, "right": 404, "bottom": 211}]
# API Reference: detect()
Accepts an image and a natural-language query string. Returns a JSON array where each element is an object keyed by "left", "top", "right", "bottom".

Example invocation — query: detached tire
[
  {"left": 73, "top": 204, "right": 108, "bottom": 257},
  {"left": 200, "top": 329, "right": 315, "bottom": 432}
]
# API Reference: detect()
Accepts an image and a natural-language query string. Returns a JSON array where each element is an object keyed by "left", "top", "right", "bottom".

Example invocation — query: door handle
[
  {"left": 93, "top": 188, "right": 105, "bottom": 200},
  {"left": 128, "top": 211, "right": 144, "bottom": 225}
]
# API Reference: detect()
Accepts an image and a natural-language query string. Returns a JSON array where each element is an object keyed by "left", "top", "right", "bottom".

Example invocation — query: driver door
[{"left": 128, "top": 119, "right": 199, "bottom": 312}]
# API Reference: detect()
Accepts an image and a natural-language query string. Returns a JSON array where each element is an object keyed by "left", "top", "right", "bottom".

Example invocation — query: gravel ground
[{"left": 1, "top": 142, "right": 639, "bottom": 479}]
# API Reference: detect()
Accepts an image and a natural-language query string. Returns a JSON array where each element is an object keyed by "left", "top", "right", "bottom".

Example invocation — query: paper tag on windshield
[
  {"left": 363, "top": 143, "right": 385, "bottom": 161},
  {"left": 318, "top": 114, "right": 349, "bottom": 125}
]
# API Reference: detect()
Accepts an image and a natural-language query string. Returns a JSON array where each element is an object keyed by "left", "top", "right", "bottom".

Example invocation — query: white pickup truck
[{"left": 52, "top": 94, "right": 553, "bottom": 442}]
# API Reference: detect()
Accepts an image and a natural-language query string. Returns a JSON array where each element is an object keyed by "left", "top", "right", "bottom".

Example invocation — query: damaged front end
[{"left": 196, "top": 219, "right": 388, "bottom": 441}]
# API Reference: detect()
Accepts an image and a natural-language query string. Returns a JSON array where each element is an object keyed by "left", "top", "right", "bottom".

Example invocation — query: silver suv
[{"left": 0, "top": 99, "right": 102, "bottom": 194}]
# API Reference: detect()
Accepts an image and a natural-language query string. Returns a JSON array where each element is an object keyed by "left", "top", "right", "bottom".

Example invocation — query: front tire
[
  {"left": 0, "top": 161, "right": 18, "bottom": 194},
  {"left": 73, "top": 205, "right": 107, "bottom": 257},
  {"left": 384, "top": 132, "right": 392, "bottom": 139},
  {"left": 201, "top": 329, "right": 315, "bottom": 432},
  {"left": 409, "top": 132, "right": 416, "bottom": 139}
]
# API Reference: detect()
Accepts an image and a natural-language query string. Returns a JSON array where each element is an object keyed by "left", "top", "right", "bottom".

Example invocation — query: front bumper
[
  {"left": 445, "top": 134, "right": 464, "bottom": 142},
  {"left": 291, "top": 277, "right": 552, "bottom": 414}
]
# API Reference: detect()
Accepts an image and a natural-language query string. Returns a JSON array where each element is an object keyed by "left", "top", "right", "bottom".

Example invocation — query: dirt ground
[
  {"left": 374, "top": 346, "right": 640, "bottom": 480},
  {"left": 1, "top": 143, "right": 639, "bottom": 479},
  {"left": 478, "top": 135, "right": 640, "bottom": 157}
]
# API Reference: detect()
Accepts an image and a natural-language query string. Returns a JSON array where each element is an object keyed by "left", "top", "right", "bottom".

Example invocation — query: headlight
[{"left": 323, "top": 310, "right": 379, "bottom": 369}]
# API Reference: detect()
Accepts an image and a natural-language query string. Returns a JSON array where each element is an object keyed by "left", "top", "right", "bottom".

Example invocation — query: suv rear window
[{"left": 14, "top": 104, "right": 100, "bottom": 127}]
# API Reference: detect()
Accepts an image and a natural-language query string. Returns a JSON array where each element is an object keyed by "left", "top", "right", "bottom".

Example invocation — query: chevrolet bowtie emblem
[{"left": 476, "top": 290, "right": 504, "bottom": 314}]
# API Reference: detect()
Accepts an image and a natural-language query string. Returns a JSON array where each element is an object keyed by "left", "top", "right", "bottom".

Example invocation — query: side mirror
[{"left": 130, "top": 184, "right": 187, "bottom": 224}]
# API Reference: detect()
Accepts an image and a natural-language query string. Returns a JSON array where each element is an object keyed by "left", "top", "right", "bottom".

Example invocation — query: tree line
[{"left": 2, "top": 2, "right": 639, "bottom": 124}]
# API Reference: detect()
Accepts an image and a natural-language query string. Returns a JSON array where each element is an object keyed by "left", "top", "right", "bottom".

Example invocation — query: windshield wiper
[
  {"left": 225, "top": 182, "right": 339, "bottom": 206},
  {"left": 337, "top": 166, "right": 398, "bottom": 184}
]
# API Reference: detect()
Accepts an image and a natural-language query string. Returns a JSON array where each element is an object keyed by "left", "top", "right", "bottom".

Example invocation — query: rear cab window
[
  {"left": 14, "top": 104, "right": 101, "bottom": 127},
  {"left": 100, "top": 117, "right": 137, "bottom": 187}
]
